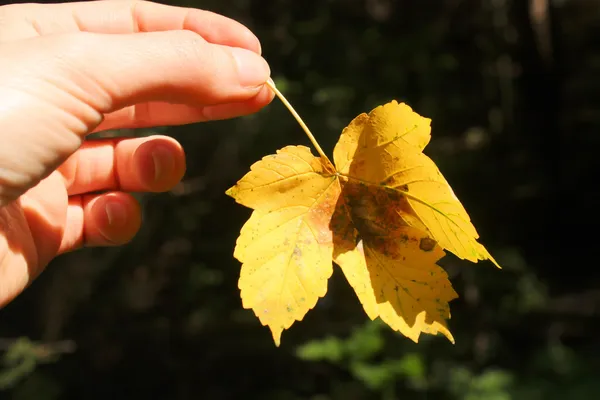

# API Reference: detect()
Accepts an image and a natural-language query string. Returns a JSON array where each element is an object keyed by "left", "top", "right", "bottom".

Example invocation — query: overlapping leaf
[
  {"left": 333, "top": 101, "right": 498, "bottom": 266},
  {"left": 331, "top": 180, "right": 458, "bottom": 343},
  {"left": 227, "top": 146, "right": 339, "bottom": 345},
  {"left": 227, "top": 100, "right": 498, "bottom": 346}
]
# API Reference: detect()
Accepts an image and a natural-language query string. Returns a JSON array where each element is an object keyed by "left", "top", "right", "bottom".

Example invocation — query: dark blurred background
[{"left": 0, "top": 0, "right": 596, "bottom": 398}]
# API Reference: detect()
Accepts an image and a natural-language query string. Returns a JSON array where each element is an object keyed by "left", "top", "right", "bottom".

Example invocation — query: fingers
[
  {"left": 1, "top": 0, "right": 261, "bottom": 53},
  {"left": 18, "top": 169, "right": 144, "bottom": 263},
  {"left": 58, "top": 191, "right": 142, "bottom": 253},
  {"left": 58, "top": 136, "right": 186, "bottom": 196},
  {"left": 95, "top": 84, "right": 274, "bottom": 131},
  {"left": 14, "top": 30, "right": 271, "bottom": 127},
  {"left": 201, "top": 85, "right": 276, "bottom": 121},
  {"left": 57, "top": 134, "right": 181, "bottom": 253}
]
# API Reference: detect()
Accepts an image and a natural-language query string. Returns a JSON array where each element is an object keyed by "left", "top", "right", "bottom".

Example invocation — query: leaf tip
[
  {"left": 270, "top": 326, "right": 283, "bottom": 347},
  {"left": 489, "top": 256, "right": 501, "bottom": 269},
  {"left": 476, "top": 243, "right": 501, "bottom": 269}
]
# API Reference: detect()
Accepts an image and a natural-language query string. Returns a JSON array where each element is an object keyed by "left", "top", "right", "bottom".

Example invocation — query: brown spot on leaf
[
  {"left": 419, "top": 237, "right": 437, "bottom": 252},
  {"left": 292, "top": 246, "right": 302, "bottom": 258}
]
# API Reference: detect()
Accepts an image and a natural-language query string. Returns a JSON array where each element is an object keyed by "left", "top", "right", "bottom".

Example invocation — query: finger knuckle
[
  {"left": 167, "top": 30, "right": 207, "bottom": 60},
  {"left": 165, "top": 31, "right": 226, "bottom": 79}
]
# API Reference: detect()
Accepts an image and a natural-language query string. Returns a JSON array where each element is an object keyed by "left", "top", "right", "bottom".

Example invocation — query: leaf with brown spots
[
  {"left": 333, "top": 102, "right": 499, "bottom": 267},
  {"left": 227, "top": 83, "right": 499, "bottom": 346},
  {"left": 334, "top": 223, "right": 458, "bottom": 343}
]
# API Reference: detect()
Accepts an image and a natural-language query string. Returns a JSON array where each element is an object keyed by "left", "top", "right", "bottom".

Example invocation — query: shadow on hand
[{"left": 0, "top": 180, "right": 66, "bottom": 308}]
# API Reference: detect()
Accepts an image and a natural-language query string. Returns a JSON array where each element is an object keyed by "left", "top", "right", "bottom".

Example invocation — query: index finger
[{"left": 2, "top": 0, "right": 261, "bottom": 53}]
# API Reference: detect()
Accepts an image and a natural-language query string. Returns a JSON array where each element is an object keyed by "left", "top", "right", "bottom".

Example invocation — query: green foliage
[
  {"left": 0, "top": 338, "right": 73, "bottom": 390},
  {"left": 448, "top": 367, "right": 513, "bottom": 400},
  {"left": 298, "top": 321, "right": 426, "bottom": 395},
  {"left": 297, "top": 320, "right": 385, "bottom": 365},
  {"left": 0, "top": 339, "right": 38, "bottom": 390}
]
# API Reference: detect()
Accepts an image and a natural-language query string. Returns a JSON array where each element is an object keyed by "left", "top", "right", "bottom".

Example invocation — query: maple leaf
[
  {"left": 226, "top": 82, "right": 499, "bottom": 346},
  {"left": 227, "top": 146, "right": 340, "bottom": 345},
  {"left": 331, "top": 180, "right": 458, "bottom": 343},
  {"left": 334, "top": 101, "right": 500, "bottom": 266}
]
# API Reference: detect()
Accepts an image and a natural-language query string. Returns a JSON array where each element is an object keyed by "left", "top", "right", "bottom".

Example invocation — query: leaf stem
[{"left": 266, "top": 80, "right": 333, "bottom": 167}]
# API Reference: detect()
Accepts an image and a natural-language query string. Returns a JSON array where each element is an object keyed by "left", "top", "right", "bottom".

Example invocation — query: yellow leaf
[
  {"left": 229, "top": 146, "right": 339, "bottom": 345},
  {"left": 331, "top": 180, "right": 457, "bottom": 343},
  {"left": 335, "top": 230, "right": 457, "bottom": 344},
  {"left": 226, "top": 145, "right": 335, "bottom": 213},
  {"left": 227, "top": 95, "right": 499, "bottom": 346},
  {"left": 333, "top": 101, "right": 432, "bottom": 174},
  {"left": 333, "top": 102, "right": 499, "bottom": 267}
]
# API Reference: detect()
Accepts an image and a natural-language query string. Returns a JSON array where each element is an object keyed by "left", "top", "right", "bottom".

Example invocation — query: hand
[{"left": 0, "top": 0, "right": 273, "bottom": 306}]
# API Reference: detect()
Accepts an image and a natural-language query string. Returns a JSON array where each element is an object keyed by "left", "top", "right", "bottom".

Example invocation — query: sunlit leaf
[
  {"left": 227, "top": 146, "right": 339, "bottom": 345},
  {"left": 227, "top": 99, "right": 498, "bottom": 345},
  {"left": 333, "top": 101, "right": 499, "bottom": 266}
]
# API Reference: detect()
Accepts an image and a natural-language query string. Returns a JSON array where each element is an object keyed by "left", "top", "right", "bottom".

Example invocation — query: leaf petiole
[{"left": 266, "top": 79, "right": 334, "bottom": 169}]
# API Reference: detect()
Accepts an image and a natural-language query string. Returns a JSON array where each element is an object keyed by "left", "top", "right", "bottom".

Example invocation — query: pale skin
[{"left": 0, "top": 0, "right": 274, "bottom": 307}]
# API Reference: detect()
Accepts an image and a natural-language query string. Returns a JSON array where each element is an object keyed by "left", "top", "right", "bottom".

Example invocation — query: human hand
[{"left": 0, "top": 0, "right": 273, "bottom": 306}]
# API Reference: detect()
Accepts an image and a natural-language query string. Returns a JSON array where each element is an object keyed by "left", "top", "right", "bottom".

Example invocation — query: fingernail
[
  {"left": 105, "top": 201, "right": 126, "bottom": 228},
  {"left": 151, "top": 145, "right": 175, "bottom": 183},
  {"left": 230, "top": 47, "right": 270, "bottom": 88}
]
